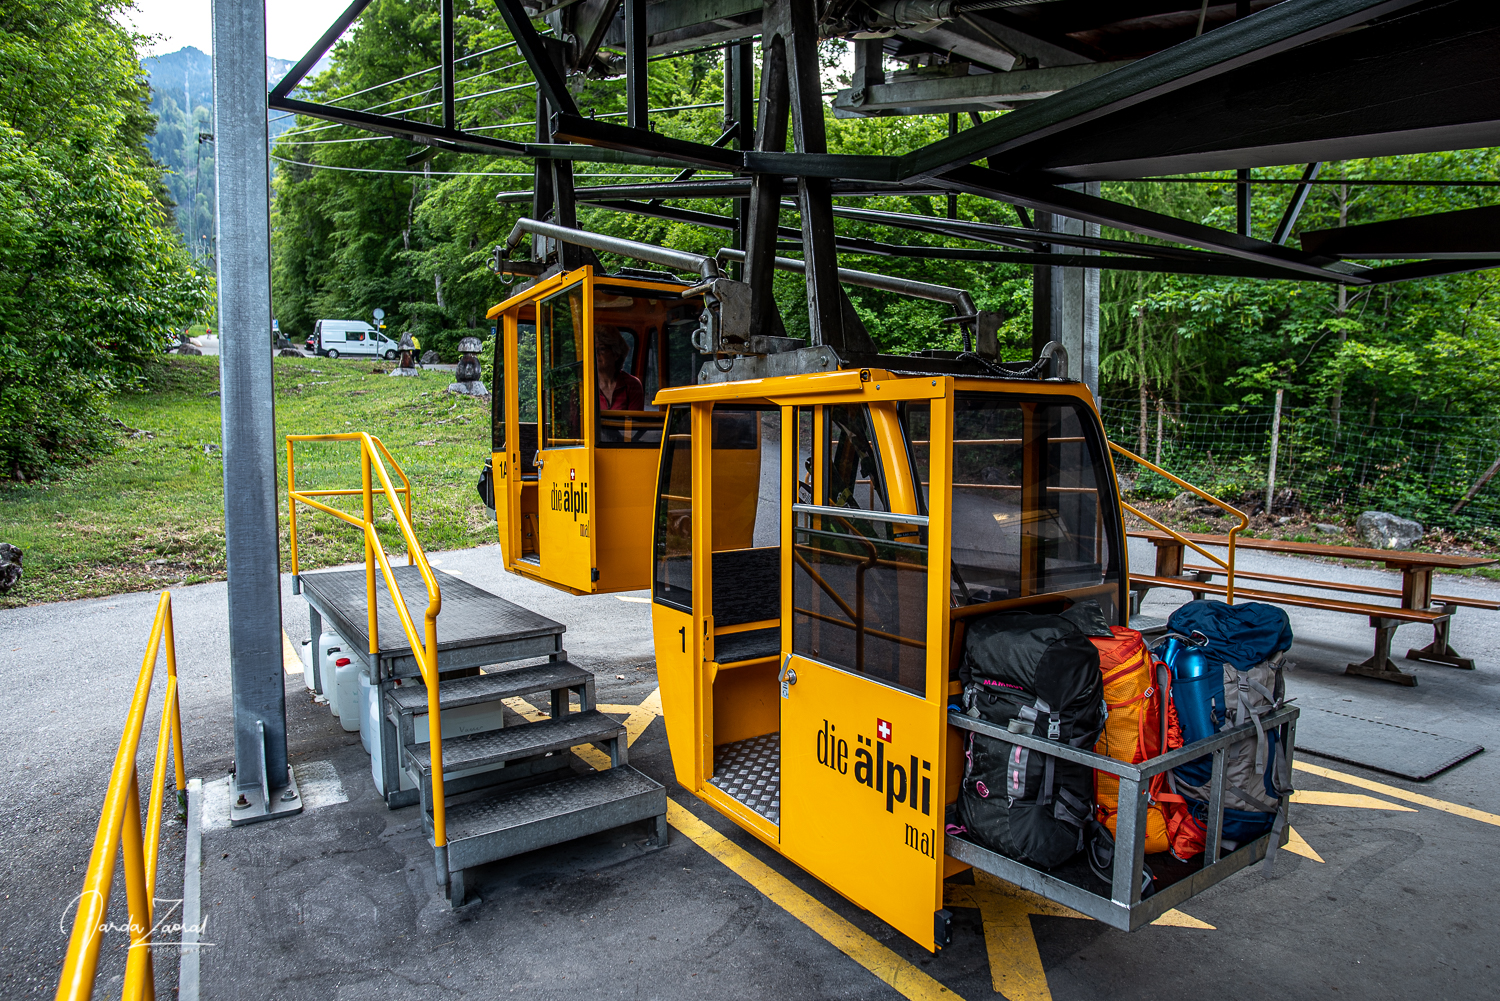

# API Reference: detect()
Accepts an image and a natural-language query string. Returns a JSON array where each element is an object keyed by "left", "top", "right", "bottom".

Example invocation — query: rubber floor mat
[{"left": 1296, "top": 707, "right": 1483, "bottom": 780}]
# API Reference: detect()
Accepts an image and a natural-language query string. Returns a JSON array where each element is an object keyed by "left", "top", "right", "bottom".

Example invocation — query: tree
[{"left": 0, "top": 0, "right": 212, "bottom": 478}]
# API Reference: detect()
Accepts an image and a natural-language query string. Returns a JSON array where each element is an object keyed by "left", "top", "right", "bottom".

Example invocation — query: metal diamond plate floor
[{"left": 709, "top": 733, "right": 780, "bottom": 825}]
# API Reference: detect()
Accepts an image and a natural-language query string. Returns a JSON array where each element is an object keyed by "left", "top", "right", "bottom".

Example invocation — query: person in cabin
[{"left": 596, "top": 326, "right": 644, "bottom": 412}]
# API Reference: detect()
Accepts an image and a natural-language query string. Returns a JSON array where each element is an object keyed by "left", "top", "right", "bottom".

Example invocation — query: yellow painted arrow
[{"left": 1291, "top": 789, "right": 1415, "bottom": 812}]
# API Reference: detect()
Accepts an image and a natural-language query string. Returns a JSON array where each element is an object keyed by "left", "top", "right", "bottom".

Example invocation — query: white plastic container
[
  {"left": 358, "top": 671, "right": 374, "bottom": 752},
  {"left": 335, "top": 657, "right": 362, "bottom": 732},
  {"left": 303, "top": 631, "right": 346, "bottom": 697}
]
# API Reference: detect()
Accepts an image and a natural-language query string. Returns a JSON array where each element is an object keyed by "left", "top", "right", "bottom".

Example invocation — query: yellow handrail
[
  {"left": 56, "top": 592, "right": 187, "bottom": 1001},
  {"left": 1107, "top": 440, "right": 1249, "bottom": 604},
  {"left": 285, "top": 433, "right": 449, "bottom": 867}
]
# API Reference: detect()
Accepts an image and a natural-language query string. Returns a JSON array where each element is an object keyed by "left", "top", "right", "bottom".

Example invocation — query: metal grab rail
[
  {"left": 285, "top": 433, "right": 450, "bottom": 878},
  {"left": 1108, "top": 440, "right": 1248, "bottom": 603},
  {"left": 56, "top": 592, "right": 187, "bottom": 1001}
]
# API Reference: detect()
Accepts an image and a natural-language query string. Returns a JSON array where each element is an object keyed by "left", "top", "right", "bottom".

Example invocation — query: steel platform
[{"left": 298, "top": 565, "right": 565, "bottom": 682}]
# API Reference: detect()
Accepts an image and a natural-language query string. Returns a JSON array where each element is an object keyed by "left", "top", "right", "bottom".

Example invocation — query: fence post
[
  {"left": 1266, "top": 388, "right": 1284, "bottom": 516},
  {"left": 1155, "top": 406, "right": 1164, "bottom": 467}
]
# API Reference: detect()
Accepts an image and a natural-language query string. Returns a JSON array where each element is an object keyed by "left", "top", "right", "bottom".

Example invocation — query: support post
[
  {"left": 625, "top": 0, "right": 647, "bottom": 130},
  {"left": 727, "top": 41, "right": 754, "bottom": 277},
  {"left": 743, "top": 30, "right": 789, "bottom": 339},
  {"left": 778, "top": 0, "right": 842, "bottom": 348},
  {"left": 1273, "top": 162, "right": 1322, "bottom": 246},
  {"left": 1035, "top": 186, "right": 1101, "bottom": 396},
  {"left": 1266, "top": 387, "right": 1283, "bottom": 515},
  {"left": 1236, "top": 168, "right": 1252, "bottom": 237},
  {"left": 440, "top": 0, "right": 455, "bottom": 130},
  {"left": 947, "top": 114, "right": 959, "bottom": 220},
  {"left": 213, "top": 0, "right": 295, "bottom": 822}
]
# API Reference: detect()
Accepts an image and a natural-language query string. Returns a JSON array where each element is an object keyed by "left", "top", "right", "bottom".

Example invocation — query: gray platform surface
[
  {"left": 1296, "top": 706, "right": 1484, "bottom": 780},
  {"left": 301, "top": 564, "right": 563, "bottom": 658}
]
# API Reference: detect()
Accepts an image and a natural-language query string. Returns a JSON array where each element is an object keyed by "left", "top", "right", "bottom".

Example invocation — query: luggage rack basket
[{"left": 946, "top": 703, "right": 1301, "bottom": 931}]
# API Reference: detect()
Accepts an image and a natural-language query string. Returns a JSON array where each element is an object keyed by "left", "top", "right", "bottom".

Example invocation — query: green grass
[{"left": 0, "top": 355, "right": 496, "bottom": 608}]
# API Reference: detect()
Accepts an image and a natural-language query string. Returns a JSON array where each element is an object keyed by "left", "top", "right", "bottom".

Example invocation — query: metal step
[
  {"left": 405, "top": 709, "right": 624, "bottom": 776},
  {"left": 438, "top": 766, "right": 667, "bottom": 873},
  {"left": 386, "top": 660, "right": 593, "bottom": 716}
]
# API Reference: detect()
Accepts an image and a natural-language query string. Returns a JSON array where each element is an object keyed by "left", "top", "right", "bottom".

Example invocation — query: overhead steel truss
[{"left": 269, "top": 0, "right": 1500, "bottom": 353}]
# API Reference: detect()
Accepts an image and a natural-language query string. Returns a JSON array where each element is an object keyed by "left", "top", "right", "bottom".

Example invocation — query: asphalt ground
[{"left": 3, "top": 540, "right": 1499, "bottom": 999}]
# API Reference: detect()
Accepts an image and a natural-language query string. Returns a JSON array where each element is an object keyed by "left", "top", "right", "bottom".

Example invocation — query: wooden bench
[
  {"left": 1129, "top": 530, "right": 1499, "bottom": 687},
  {"left": 1180, "top": 563, "right": 1500, "bottom": 613}
]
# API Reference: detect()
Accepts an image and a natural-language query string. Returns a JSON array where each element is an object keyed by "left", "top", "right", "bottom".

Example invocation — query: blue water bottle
[{"left": 1170, "top": 639, "right": 1219, "bottom": 745}]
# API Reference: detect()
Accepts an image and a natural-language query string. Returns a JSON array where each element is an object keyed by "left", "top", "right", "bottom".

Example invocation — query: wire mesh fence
[{"left": 1099, "top": 398, "right": 1500, "bottom": 541}]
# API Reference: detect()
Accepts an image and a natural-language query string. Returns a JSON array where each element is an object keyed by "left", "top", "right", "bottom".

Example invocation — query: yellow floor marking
[
  {"left": 616, "top": 595, "right": 651, "bottom": 603},
  {"left": 1291, "top": 790, "right": 1415, "bottom": 812},
  {"left": 1294, "top": 760, "right": 1500, "bottom": 827},
  {"left": 945, "top": 871, "right": 1214, "bottom": 999},
  {"left": 666, "top": 799, "right": 959, "bottom": 1001},
  {"left": 281, "top": 630, "right": 304, "bottom": 675},
  {"left": 1151, "top": 909, "right": 1216, "bottom": 929},
  {"left": 1282, "top": 827, "right": 1324, "bottom": 863},
  {"left": 947, "top": 873, "right": 1072, "bottom": 1001}
]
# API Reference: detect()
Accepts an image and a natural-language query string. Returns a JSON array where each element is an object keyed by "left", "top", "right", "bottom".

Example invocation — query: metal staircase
[{"left": 288, "top": 434, "right": 666, "bottom": 905}]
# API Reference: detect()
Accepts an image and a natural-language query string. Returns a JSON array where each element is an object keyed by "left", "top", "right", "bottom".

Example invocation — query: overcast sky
[{"left": 117, "top": 0, "right": 356, "bottom": 59}]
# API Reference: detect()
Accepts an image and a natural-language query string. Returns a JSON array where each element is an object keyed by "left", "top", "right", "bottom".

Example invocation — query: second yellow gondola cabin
[{"left": 486, "top": 221, "right": 1300, "bottom": 951}]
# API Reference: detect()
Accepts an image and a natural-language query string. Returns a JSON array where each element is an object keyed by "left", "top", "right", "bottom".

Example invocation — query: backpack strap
[{"left": 1005, "top": 698, "right": 1050, "bottom": 800}]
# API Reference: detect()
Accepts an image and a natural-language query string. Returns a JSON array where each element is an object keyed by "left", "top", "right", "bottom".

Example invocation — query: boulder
[
  {"left": 388, "top": 366, "right": 421, "bottom": 377},
  {"left": 277, "top": 347, "right": 303, "bottom": 357},
  {"left": 1314, "top": 522, "right": 1342, "bottom": 535},
  {"left": 1355, "top": 511, "right": 1423, "bottom": 550},
  {"left": 0, "top": 543, "right": 21, "bottom": 594},
  {"left": 420, "top": 350, "right": 441, "bottom": 365}
]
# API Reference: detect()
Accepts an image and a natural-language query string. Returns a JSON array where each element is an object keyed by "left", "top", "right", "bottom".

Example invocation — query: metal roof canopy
[{"left": 269, "top": 0, "right": 1500, "bottom": 357}]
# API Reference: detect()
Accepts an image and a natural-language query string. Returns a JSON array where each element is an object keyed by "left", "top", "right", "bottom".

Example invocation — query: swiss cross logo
[
  {"left": 570, "top": 468, "right": 577, "bottom": 481},
  {"left": 876, "top": 718, "right": 892, "bottom": 742}
]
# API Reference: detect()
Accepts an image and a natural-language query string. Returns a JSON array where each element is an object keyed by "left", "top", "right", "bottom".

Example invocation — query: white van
[{"left": 314, "top": 319, "right": 399, "bottom": 359}]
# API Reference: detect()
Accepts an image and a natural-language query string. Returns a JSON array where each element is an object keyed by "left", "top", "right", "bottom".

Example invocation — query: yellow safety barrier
[
  {"left": 285, "top": 434, "right": 447, "bottom": 856},
  {"left": 1108, "top": 440, "right": 1249, "bottom": 603},
  {"left": 55, "top": 592, "right": 187, "bottom": 1001}
]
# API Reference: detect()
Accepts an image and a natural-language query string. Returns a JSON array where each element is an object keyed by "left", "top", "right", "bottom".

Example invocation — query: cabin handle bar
[
  {"left": 504, "top": 217, "right": 722, "bottom": 279},
  {"left": 792, "top": 503, "right": 930, "bottom": 527}
]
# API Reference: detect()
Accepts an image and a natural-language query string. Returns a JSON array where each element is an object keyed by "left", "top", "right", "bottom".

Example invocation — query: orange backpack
[{"left": 1091, "top": 626, "right": 1195, "bottom": 856}]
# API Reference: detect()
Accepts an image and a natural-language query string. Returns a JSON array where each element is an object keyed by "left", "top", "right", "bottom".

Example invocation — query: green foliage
[
  {"left": 1096, "top": 157, "right": 1500, "bottom": 423},
  {"left": 0, "top": 354, "right": 497, "bottom": 607},
  {"left": 0, "top": 0, "right": 212, "bottom": 478},
  {"left": 268, "top": 20, "right": 1500, "bottom": 535}
]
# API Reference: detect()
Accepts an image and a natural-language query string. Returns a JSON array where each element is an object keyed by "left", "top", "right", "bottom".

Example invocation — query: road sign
[{"left": 373, "top": 307, "right": 386, "bottom": 321}]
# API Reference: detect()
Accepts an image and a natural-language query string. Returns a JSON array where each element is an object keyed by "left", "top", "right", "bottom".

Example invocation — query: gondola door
[
  {"left": 779, "top": 392, "right": 952, "bottom": 951},
  {"left": 534, "top": 277, "right": 597, "bottom": 592}
]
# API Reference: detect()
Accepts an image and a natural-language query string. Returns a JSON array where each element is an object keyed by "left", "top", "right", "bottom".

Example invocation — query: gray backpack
[{"left": 1171, "top": 652, "right": 1293, "bottom": 860}]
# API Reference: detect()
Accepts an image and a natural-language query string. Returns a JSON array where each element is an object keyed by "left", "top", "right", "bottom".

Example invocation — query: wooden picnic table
[{"left": 1128, "top": 529, "right": 1499, "bottom": 687}]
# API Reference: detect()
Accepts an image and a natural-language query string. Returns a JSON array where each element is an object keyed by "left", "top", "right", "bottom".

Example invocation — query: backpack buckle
[{"left": 1048, "top": 713, "right": 1061, "bottom": 740}]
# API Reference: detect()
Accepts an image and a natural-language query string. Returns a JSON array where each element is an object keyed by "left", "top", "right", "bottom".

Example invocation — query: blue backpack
[{"left": 1158, "top": 601, "right": 1294, "bottom": 853}]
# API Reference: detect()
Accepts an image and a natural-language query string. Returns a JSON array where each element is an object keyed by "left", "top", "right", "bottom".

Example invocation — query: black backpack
[{"left": 957, "top": 611, "right": 1106, "bottom": 870}]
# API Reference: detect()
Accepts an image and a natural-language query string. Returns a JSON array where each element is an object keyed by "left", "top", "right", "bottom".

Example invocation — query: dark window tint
[
  {"left": 792, "top": 509, "right": 928, "bottom": 694},
  {"left": 899, "top": 401, "right": 930, "bottom": 514},
  {"left": 653, "top": 406, "right": 693, "bottom": 609},
  {"left": 948, "top": 394, "right": 1122, "bottom": 619},
  {"left": 541, "top": 285, "right": 585, "bottom": 449},
  {"left": 594, "top": 287, "right": 700, "bottom": 448},
  {"left": 824, "top": 404, "right": 888, "bottom": 512}
]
